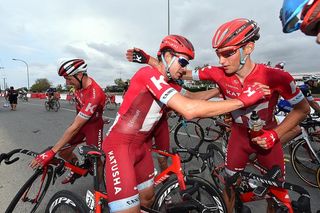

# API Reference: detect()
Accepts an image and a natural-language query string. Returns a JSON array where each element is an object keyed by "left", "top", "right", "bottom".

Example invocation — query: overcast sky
[{"left": 0, "top": 0, "right": 319, "bottom": 89}]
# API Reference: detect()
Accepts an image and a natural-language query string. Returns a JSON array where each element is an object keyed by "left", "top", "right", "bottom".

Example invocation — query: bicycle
[
  {"left": 46, "top": 146, "right": 227, "bottom": 212},
  {"left": 168, "top": 111, "right": 204, "bottom": 153},
  {"left": 45, "top": 98, "right": 60, "bottom": 112},
  {"left": 0, "top": 145, "right": 90, "bottom": 213},
  {"left": 18, "top": 93, "right": 29, "bottom": 102},
  {"left": 178, "top": 145, "right": 312, "bottom": 213}
]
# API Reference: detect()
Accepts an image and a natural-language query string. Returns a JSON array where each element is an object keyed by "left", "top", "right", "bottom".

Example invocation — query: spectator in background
[{"left": 6, "top": 86, "right": 18, "bottom": 111}]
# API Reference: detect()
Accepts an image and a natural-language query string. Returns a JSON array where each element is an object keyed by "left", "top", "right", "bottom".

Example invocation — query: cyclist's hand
[
  {"left": 252, "top": 129, "right": 279, "bottom": 149},
  {"left": 30, "top": 149, "right": 56, "bottom": 169},
  {"left": 237, "top": 83, "right": 269, "bottom": 107},
  {"left": 126, "top": 48, "right": 150, "bottom": 64}
]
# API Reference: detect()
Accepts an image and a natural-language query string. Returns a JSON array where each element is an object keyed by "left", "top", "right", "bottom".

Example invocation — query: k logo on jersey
[
  {"left": 243, "top": 86, "right": 256, "bottom": 97},
  {"left": 151, "top": 75, "right": 169, "bottom": 90}
]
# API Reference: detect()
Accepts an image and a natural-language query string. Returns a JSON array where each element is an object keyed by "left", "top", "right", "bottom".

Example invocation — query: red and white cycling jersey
[
  {"left": 108, "top": 66, "right": 180, "bottom": 136},
  {"left": 192, "top": 63, "right": 304, "bottom": 174},
  {"left": 192, "top": 64, "right": 304, "bottom": 128},
  {"left": 74, "top": 77, "right": 106, "bottom": 122},
  {"left": 70, "top": 78, "right": 106, "bottom": 149}
]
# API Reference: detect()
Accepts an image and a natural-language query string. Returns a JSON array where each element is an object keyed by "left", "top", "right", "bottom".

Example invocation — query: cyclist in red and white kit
[
  {"left": 103, "top": 34, "right": 269, "bottom": 213},
  {"left": 127, "top": 19, "right": 310, "bottom": 213},
  {"left": 30, "top": 59, "right": 106, "bottom": 184}
]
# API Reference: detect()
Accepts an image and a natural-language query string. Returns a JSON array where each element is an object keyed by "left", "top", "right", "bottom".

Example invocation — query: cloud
[{"left": 0, "top": 0, "right": 318, "bottom": 89}]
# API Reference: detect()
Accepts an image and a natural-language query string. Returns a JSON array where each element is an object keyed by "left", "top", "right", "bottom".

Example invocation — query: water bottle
[{"left": 248, "top": 111, "right": 264, "bottom": 139}]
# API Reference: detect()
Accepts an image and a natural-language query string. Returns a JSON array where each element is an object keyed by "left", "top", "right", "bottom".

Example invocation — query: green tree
[
  {"left": 56, "top": 84, "right": 63, "bottom": 92},
  {"left": 30, "top": 78, "right": 51, "bottom": 92}
]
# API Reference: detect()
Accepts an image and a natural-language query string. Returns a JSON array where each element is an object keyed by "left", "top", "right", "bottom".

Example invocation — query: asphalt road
[{"left": 0, "top": 97, "right": 319, "bottom": 212}]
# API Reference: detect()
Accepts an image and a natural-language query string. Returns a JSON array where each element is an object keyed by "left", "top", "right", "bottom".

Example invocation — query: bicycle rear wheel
[
  {"left": 291, "top": 139, "right": 319, "bottom": 187},
  {"left": 6, "top": 166, "right": 53, "bottom": 213},
  {"left": 174, "top": 120, "right": 204, "bottom": 150},
  {"left": 153, "top": 175, "right": 227, "bottom": 212},
  {"left": 45, "top": 190, "right": 88, "bottom": 213},
  {"left": 52, "top": 101, "right": 59, "bottom": 112},
  {"left": 196, "top": 117, "right": 222, "bottom": 142}
]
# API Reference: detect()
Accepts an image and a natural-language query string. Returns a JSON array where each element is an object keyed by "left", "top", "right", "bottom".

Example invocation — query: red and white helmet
[
  {"left": 275, "top": 61, "right": 286, "bottom": 69},
  {"left": 159, "top": 35, "right": 195, "bottom": 60},
  {"left": 58, "top": 59, "right": 87, "bottom": 77},
  {"left": 212, "top": 18, "right": 260, "bottom": 49}
]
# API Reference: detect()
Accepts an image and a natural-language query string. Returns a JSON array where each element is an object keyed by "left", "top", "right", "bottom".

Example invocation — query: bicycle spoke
[{"left": 292, "top": 140, "right": 319, "bottom": 187}]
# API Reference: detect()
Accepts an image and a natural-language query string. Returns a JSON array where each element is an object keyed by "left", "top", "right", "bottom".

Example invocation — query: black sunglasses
[{"left": 177, "top": 56, "right": 189, "bottom": 67}]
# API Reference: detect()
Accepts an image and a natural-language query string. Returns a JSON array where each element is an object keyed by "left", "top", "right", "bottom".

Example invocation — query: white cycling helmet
[{"left": 58, "top": 59, "right": 87, "bottom": 77}]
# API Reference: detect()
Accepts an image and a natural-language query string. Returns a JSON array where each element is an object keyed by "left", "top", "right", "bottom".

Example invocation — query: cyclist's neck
[{"left": 235, "top": 59, "right": 256, "bottom": 83}]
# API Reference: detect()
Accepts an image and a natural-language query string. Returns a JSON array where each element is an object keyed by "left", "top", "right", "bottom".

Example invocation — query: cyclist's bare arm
[
  {"left": 273, "top": 99, "right": 310, "bottom": 139},
  {"left": 184, "top": 87, "right": 221, "bottom": 100},
  {"left": 167, "top": 93, "right": 243, "bottom": 120},
  {"left": 51, "top": 115, "right": 88, "bottom": 153}
]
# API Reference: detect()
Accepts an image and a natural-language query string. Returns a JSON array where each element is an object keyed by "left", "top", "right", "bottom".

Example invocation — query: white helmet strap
[{"left": 161, "top": 53, "right": 176, "bottom": 81}]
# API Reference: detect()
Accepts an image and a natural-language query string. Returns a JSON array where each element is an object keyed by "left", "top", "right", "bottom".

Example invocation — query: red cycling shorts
[
  {"left": 69, "top": 118, "right": 104, "bottom": 150},
  {"left": 102, "top": 131, "right": 154, "bottom": 212},
  {"left": 225, "top": 124, "right": 285, "bottom": 177}
]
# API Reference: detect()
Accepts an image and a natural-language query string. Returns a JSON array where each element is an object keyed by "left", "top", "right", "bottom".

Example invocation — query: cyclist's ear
[{"left": 244, "top": 42, "right": 254, "bottom": 54}]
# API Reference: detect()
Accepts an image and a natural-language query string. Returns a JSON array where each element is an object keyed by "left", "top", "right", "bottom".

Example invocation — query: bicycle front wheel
[
  {"left": 291, "top": 139, "right": 319, "bottom": 187},
  {"left": 45, "top": 101, "right": 50, "bottom": 111},
  {"left": 196, "top": 117, "right": 222, "bottom": 142},
  {"left": 45, "top": 190, "right": 88, "bottom": 213},
  {"left": 153, "top": 175, "right": 227, "bottom": 212},
  {"left": 6, "top": 166, "right": 53, "bottom": 213},
  {"left": 174, "top": 120, "right": 204, "bottom": 150}
]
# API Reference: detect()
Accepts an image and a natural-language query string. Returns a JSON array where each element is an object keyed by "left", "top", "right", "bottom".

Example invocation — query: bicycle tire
[
  {"left": 291, "top": 139, "right": 319, "bottom": 187},
  {"left": 45, "top": 190, "right": 89, "bottom": 213},
  {"left": 53, "top": 101, "right": 59, "bottom": 112},
  {"left": 207, "top": 144, "right": 226, "bottom": 193},
  {"left": 196, "top": 117, "right": 222, "bottom": 142},
  {"left": 174, "top": 120, "right": 204, "bottom": 150},
  {"left": 45, "top": 101, "right": 50, "bottom": 111},
  {"left": 6, "top": 166, "right": 53, "bottom": 213},
  {"left": 56, "top": 100, "right": 61, "bottom": 109},
  {"left": 152, "top": 175, "right": 227, "bottom": 212}
]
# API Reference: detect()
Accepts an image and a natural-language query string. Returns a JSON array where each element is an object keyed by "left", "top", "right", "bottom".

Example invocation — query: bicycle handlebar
[{"left": 0, "top": 149, "right": 38, "bottom": 165}]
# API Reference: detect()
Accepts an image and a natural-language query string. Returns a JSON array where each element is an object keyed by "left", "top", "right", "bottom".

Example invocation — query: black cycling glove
[{"left": 132, "top": 49, "right": 150, "bottom": 64}]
